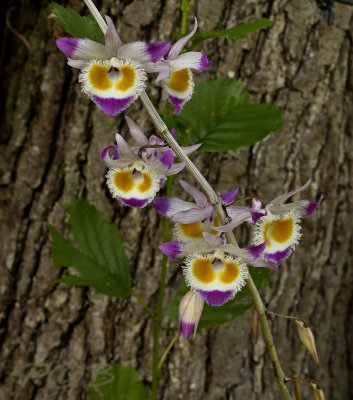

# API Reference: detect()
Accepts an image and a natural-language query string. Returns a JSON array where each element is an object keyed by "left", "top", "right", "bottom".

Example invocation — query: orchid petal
[
  {"left": 220, "top": 188, "right": 239, "bottom": 205},
  {"left": 118, "top": 41, "right": 170, "bottom": 67},
  {"left": 168, "top": 17, "right": 197, "bottom": 59},
  {"left": 179, "top": 180, "right": 208, "bottom": 207},
  {"left": 125, "top": 116, "right": 148, "bottom": 146},
  {"left": 67, "top": 58, "right": 89, "bottom": 69},
  {"left": 153, "top": 197, "right": 195, "bottom": 217},
  {"left": 92, "top": 95, "right": 135, "bottom": 116},
  {"left": 173, "top": 205, "right": 213, "bottom": 224},
  {"left": 115, "top": 133, "right": 138, "bottom": 160},
  {"left": 169, "top": 51, "right": 211, "bottom": 72},
  {"left": 166, "top": 162, "right": 186, "bottom": 176},
  {"left": 268, "top": 179, "right": 311, "bottom": 207},
  {"left": 159, "top": 241, "right": 182, "bottom": 258},
  {"left": 202, "top": 232, "right": 225, "bottom": 247},
  {"left": 181, "top": 143, "right": 202, "bottom": 154},
  {"left": 213, "top": 211, "right": 251, "bottom": 232},
  {"left": 104, "top": 16, "right": 122, "bottom": 57},
  {"left": 56, "top": 38, "right": 108, "bottom": 61},
  {"left": 157, "top": 150, "right": 174, "bottom": 169}
]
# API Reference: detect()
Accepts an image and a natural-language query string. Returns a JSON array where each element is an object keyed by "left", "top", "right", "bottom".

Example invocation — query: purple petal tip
[
  {"left": 265, "top": 247, "right": 291, "bottom": 266},
  {"left": 120, "top": 197, "right": 149, "bottom": 208},
  {"left": 158, "top": 150, "right": 174, "bottom": 169},
  {"left": 306, "top": 195, "right": 323, "bottom": 217},
  {"left": 168, "top": 95, "right": 185, "bottom": 114},
  {"left": 197, "top": 289, "right": 233, "bottom": 306},
  {"left": 56, "top": 38, "right": 78, "bottom": 58},
  {"left": 179, "top": 321, "right": 195, "bottom": 339},
  {"left": 153, "top": 197, "right": 170, "bottom": 216},
  {"left": 159, "top": 242, "right": 181, "bottom": 259},
  {"left": 220, "top": 188, "right": 239, "bottom": 205},
  {"left": 199, "top": 51, "right": 212, "bottom": 71},
  {"left": 101, "top": 145, "right": 119, "bottom": 161},
  {"left": 92, "top": 96, "right": 134, "bottom": 116},
  {"left": 147, "top": 41, "right": 171, "bottom": 62}
]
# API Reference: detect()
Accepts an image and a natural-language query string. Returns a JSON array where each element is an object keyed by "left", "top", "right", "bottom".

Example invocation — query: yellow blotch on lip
[
  {"left": 263, "top": 221, "right": 272, "bottom": 247},
  {"left": 220, "top": 260, "right": 240, "bottom": 284},
  {"left": 137, "top": 172, "right": 152, "bottom": 193},
  {"left": 192, "top": 258, "right": 216, "bottom": 284},
  {"left": 113, "top": 171, "right": 134, "bottom": 193},
  {"left": 88, "top": 64, "right": 113, "bottom": 91},
  {"left": 180, "top": 222, "right": 203, "bottom": 238},
  {"left": 116, "top": 65, "right": 136, "bottom": 91},
  {"left": 269, "top": 218, "right": 294, "bottom": 243},
  {"left": 167, "top": 69, "right": 190, "bottom": 93}
]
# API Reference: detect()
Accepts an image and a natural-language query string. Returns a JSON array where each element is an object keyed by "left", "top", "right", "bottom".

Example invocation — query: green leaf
[
  {"left": 48, "top": 200, "right": 131, "bottom": 298},
  {"left": 189, "top": 18, "right": 273, "bottom": 48},
  {"left": 164, "top": 79, "right": 283, "bottom": 152},
  {"left": 168, "top": 267, "right": 269, "bottom": 330},
  {"left": 88, "top": 364, "right": 149, "bottom": 400},
  {"left": 51, "top": 3, "right": 104, "bottom": 43}
]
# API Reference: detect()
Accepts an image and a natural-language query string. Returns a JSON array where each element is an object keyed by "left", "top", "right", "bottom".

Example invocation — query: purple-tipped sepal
[
  {"left": 153, "top": 197, "right": 171, "bottom": 216},
  {"left": 56, "top": 38, "right": 78, "bottom": 58},
  {"left": 198, "top": 51, "right": 212, "bottom": 71},
  {"left": 179, "top": 291, "right": 204, "bottom": 339},
  {"left": 305, "top": 195, "right": 323, "bottom": 217},
  {"left": 159, "top": 241, "right": 182, "bottom": 259},
  {"left": 146, "top": 42, "right": 171, "bottom": 62},
  {"left": 220, "top": 188, "right": 239, "bottom": 205}
]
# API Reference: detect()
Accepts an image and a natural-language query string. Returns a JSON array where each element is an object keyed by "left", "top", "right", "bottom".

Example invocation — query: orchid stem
[
  {"left": 267, "top": 310, "right": 302, "bottom": 322},
  {"left": 151, "top": 176, "right": 174, "bottom": 399},
  {"left": 130, "top": 289, "right": 155, "bottom": 318},
  {"left": 181, "top": 0, "right": 195, "bottom": 35},
  {"left": 158, "top": 332, "right": 179, "bottom": 373},
  {"left": 140, "top": 92, "right": 293, "bottom": 400}
]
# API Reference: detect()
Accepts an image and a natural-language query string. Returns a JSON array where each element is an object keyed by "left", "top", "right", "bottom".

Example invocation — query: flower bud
[
  {"left": 179, "top": 291, "right": 204, "bottom": 339},
  {"left": 252, "top": 308, "right": 261, "bottom": 344},
  {"left": 310, "top": 382, "right": 325, "bottom": 400},
  {"left": 295, "top": 319, "right": 319, "bottom": 364}
]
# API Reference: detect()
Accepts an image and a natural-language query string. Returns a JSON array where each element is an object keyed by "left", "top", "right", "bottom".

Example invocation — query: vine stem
[
  {"left": 83, "top": 1, "right": 292, "bottom": 398},
  {"left": 158, "top": 333, "right": 179, "bottom": 373}
]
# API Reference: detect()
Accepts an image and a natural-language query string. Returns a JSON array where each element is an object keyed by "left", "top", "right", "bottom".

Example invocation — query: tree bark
[{"left": 1, "top": 0, "right": 352, "bottom": 399}]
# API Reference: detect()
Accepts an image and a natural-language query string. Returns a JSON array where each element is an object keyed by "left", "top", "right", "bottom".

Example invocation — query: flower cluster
[
  {"left": 57, "top": 17, "right": 211, "bottom": 116},
  {"left": 155, "top": 180, "right": 322, "bottom": 338},
  {"left": 101, "top": 117, "right": 200, "bottom": 207}
]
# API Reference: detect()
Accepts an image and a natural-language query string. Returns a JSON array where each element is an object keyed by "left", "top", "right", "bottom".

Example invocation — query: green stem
[
  {"left": 151, "top": 177, "right": 174, "bottom": 400},
  {"left": 181, "top": 0, "right": 195, "bottom": 35},
  {"left": 130, "top": 289, "right": 154, "bottom": 318},
  {"left": 267, "top": 310, "right": 303, "bottom": 322},
  {"left": 158, "top": 333, "right": 179, "bottom": 373}
]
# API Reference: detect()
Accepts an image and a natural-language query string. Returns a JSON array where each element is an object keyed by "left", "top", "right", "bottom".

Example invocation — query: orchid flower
[
  {"left": 101, "top": 117, "right": 195, "bottom": 207},
  {"left": 215, "top": 179, "right": 323, "bottom": 266},
  {"left": 153, "top": 180, "right": 238, "bottom": 243},
  {"left": 56, "top": 16, "right": 170, "bottom": 116},
  {"left": 159, "top": 232, "right": 274, "bottom": 306},
  {"left": 179, "top": 291, "right": 204, "bottom": 339},
  {"left": 155, "top": 18, "right": 211, "bottom": 113}
]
